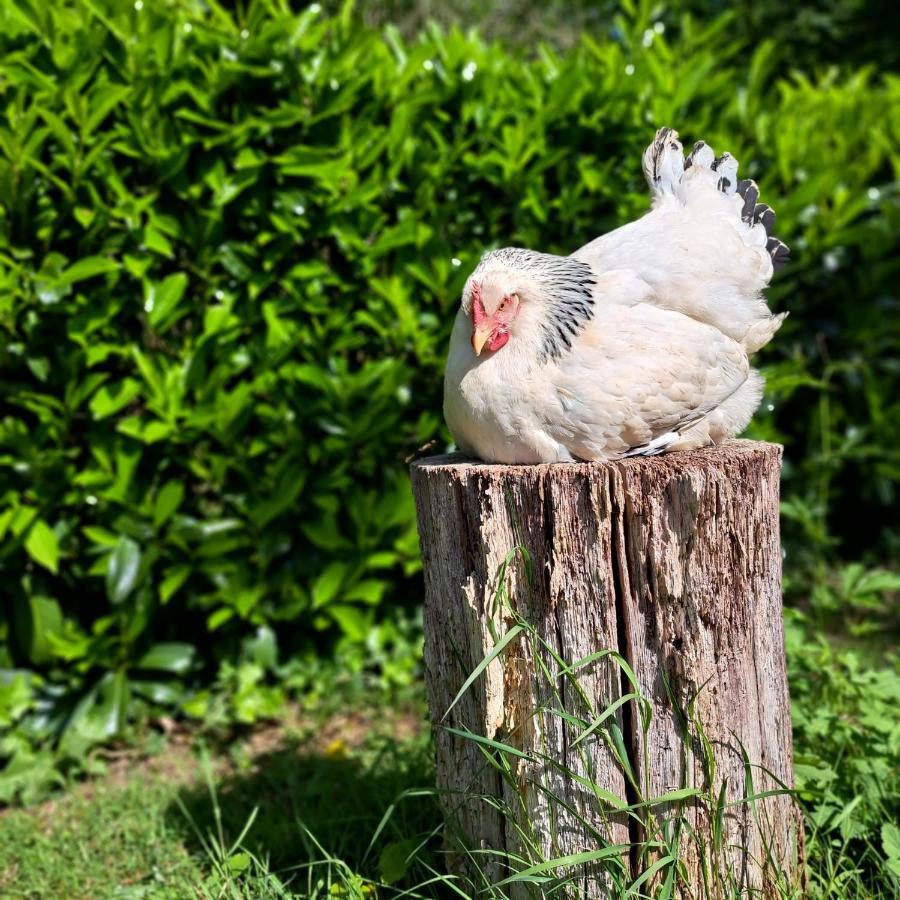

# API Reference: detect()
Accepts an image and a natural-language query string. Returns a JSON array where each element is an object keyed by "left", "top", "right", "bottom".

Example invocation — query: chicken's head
[
  {"left": 469, "top": 280, "right": 520, "bottom": 356},
  {"left": 461, "top": 247, "right": 596, "bottom": 363}
]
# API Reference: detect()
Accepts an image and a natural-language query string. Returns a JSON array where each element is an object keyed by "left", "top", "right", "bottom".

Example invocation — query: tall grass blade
[
  {"left": 442, "top": 624, "right": 524, "bottom": 721},
  {"left": 494, "top": 845, "right": 631, "bottom": 886}
]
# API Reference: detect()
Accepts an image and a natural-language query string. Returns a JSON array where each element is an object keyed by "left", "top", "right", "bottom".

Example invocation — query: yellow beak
[{"left": 472, "top": 327, "right": 491, "bottom": 356}]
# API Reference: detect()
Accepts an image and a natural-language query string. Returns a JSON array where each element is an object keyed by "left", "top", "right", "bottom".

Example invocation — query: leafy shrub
[
  {"left": 0, "top": 0, "right": 898, "bottom": 792},
  {"left": 353, "top": 0, "right": 900, "bottom": 71},
  {"left": 786, "top": 610, "right": 900, "bottom": 894}
]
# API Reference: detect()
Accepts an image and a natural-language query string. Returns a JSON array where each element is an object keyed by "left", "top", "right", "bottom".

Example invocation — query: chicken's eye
[{"left": 498, "top": 300, "right": 507, "bottom": 311}]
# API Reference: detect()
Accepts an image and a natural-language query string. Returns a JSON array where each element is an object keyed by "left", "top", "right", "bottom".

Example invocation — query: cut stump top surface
[{"left": 411, "top": 438, "right": 782, "bottom": 477}]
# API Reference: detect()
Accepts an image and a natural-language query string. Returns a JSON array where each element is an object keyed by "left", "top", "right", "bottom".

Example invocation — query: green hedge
[{"left": 1, "top": 0, "right": 898, "bottom": 792}]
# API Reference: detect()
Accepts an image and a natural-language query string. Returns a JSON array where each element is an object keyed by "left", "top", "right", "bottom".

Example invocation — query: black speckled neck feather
[{"left": 473, "top": 247, "right": 596, "bottom": 364}]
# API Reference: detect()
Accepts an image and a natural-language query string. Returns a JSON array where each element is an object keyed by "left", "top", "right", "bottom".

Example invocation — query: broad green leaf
[
  {"left": 89, "top": 378, "right": 142, "bottom": 419},
  {"left": 144, "top": 226, "right": 173, "bottom": 258},
  {"left": 147, "top": 272, "right": 188, "bottom": 329},
  {"left": 207, "top": 608, "right": 234, "bottom": 630},
  {"left": 160, "top": 565, "right": 190, "bottom": 604},
  {"left": 86, "top": 671, "right": 130, "bottom": 739},
  {"left": 83, "top": 526, "right": 119, "bottom": 546},
  {"left": 136, "top": 643, "right": 195, "bottom": 675},
  {"left": 0, "top": 507, "right": 15, "bottom": 541},
  {"left": 86, "top": 84, "right": 131, "bottom": 133},
  {"left": 131, "top": 680, "right": 183, "bottom": 705},
  {"left": 24, "top": 519, "right": 59, "bottom": 573},
  {"left": 854, "top": 570, "right": 900, "bottom": 595},
  {"left": 243, "top": 625, "right": 277, "bottom": 669},
  {"left": 12, "top": 595, "right": 64, "bottom": 664},
  {"left": 343, "top": 579, "right": 386, "bottom": 605},
  {"left": 227, "top": 852, "right": 251, "bottom": 874},
  {"left": 106, "top": 536, "right": 142, "bottom": 604},
  {"left": 153, "top": 480, "right": 185, "bottom": 528},
  {"left": 311, "top": 562, "right": 347, "bottom": 609},
  {"left": 328, "top": 604, "right": 370, "bottom": 640},
  {"left": 379, "top": 838, "right": 420, "bottom": 885},
  {"left": 59, "top": 256, "right": 118, "bottom": 284},
  {"left": 882, "top": 822, "right": 900, "bottom": 877}
]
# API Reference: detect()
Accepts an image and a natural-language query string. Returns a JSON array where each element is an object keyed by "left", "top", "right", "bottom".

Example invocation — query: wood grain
[{"left": 411, "top": 440, "right": 803, "bottom": 897}]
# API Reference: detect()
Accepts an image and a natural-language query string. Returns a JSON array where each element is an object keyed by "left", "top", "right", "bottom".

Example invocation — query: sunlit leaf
[
  {"left": 106, "top": 536, "right": 142, "bottom": 604},
  {"left": 24, "top": 520, "right": 59, "bottom": 574}
]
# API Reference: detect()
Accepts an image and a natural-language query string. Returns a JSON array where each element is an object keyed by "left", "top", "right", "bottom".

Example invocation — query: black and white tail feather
[
  {"left": 618, "top": 127, "right": 789, "bottom": 458},
  {"left": 642, "top": 127, "right": 790, "bottom": 270}
]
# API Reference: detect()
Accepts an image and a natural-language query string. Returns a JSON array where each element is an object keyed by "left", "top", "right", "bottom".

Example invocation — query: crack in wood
[{"left": 608, "top": 466, "right": 644, "bottom": 878}]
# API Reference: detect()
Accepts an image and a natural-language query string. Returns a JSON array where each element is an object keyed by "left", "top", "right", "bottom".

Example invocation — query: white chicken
[{"left": 444, "top": 127, "right": 789, "bottom": 464}]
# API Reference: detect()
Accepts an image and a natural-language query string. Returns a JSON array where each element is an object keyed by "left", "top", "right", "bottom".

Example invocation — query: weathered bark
[{"left": 411, "top": 440, "right": 803, "bottom": 898}]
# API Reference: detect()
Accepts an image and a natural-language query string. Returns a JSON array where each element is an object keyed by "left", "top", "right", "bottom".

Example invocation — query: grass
[
  {"left": 1, "top": 611, "right": 898, "bottom": 899},
  {"left": 0, "top": 704, "right": 442, "bottom": 899},
  {"left": 0, "top": 755, "right": 202, "bottom": 898}
]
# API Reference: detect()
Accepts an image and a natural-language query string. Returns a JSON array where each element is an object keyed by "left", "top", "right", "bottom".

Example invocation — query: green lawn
[
  {"left": 0, "top": 704, "right": 440, "bottom": 899},
  {"left": 1, "top": 614, "right": 898, "bottom": 899}
]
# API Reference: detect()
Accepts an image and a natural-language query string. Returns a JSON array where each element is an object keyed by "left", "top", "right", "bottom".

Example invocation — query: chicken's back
[{"left": 572, "top": 129, "right": 788, "bottom": 354}]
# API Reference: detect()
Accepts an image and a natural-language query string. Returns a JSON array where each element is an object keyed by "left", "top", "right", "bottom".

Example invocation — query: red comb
[{"left": 471, "top": 282, "right": 487, "bottom": 326}]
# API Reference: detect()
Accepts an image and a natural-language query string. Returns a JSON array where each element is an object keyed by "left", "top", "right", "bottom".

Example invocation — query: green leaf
[
  {"left": 343, "top": 579, "right": 386, "bottom": 605},
  {"left": 379, "top": 838, "right": 420, "bottom": 885},
  {"left": 227, "top": 852, "right": 251, "bottom": 875},
  {"left": 854, "top": 569, "right": 900, "bottom": 595},
  {"left": 106, "top": 536, "right": 142, "bottom": 604},
  {"left": 627, "top": 855, "right": 675, "bottom": 896},
  {"left": 243, "top": 626, "right": 277, "bottom": 669},
  {"left": 571, "top": 693, "right": 637, "bottom": 748},
  {"left": 311, "top": 562, "right": 348, "bottom": 609},
  {"left": 131, "top": 679, "right": 183, "bottom": 705},
  {"left": 83, "top": 526, "right": 119, "bottom": 546},
  {"left": 442, "top": 726, "right": 531, "bottom": 760},
  {"left": 144, "top": 225, "right": 173, "bottom": 258},
  {"left": 153, "top": 480, "right": 185, "bottom": 528},
  {"left": 160, "top": 565, "right": 190, "bottom": 604},
  {"left": 24, "top": 519, "right": 59, "bottom": 573},
  {"left": 86, "top": 84, "right": 131, "bottom": 133},
  {"left": 328, "top": 604, "right": 370, "bottom": 640},
  {"left": 882, "top": 822, "right": 900, "bottom": 876},
  {"left": 88, "top": 671, "right": 130, "bottom": 739},
  {"left": 207, "top": 608, "right": 234, "bottom": 630},
  {"left": 495, "top": 845, "right": 630, "bottom": 886},
  {"left": 641, "top": 787, "right": 702, "bottom": 807},
  {"left": 0, "top": 745, "right": 64, "bottom": 806},
  {"left": 443, "top": 625, "right": 524, "bottom": 721},
  {"left": 0, "top": 507, "right": 15, "bottom": 541},
  {"left": 136, "top": 643, "right": 195, "bottom": 675},
  {"left": 563, "top": 770, "right": 630, "bottom": 811},
  {"left": 88, "top": 378, "right": 142, "bottom": 419},
  {"left": 59, "top": 256, "right": 118, "bottom": 284},
  {"left": 13, "top": 595, "right": 64, "bottom": 664},
  {"left": 146, "top": 273, "right": 188, "bottom": 329}
]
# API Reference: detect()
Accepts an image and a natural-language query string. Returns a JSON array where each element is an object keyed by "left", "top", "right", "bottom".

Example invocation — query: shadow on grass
[{"left": 164, "top": 728, "right": 444, "bottom": 886}]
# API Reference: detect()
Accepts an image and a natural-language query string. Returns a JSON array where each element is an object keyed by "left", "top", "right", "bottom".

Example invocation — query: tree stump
[{"left": 410, "top": 440, "right": 803, "bottom": 897}]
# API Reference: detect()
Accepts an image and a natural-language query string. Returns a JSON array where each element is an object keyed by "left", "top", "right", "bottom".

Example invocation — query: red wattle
[{"left": 487, "top": 331, "right": 509, "bottom": 352}]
